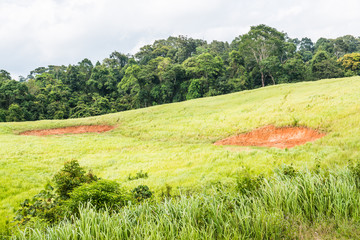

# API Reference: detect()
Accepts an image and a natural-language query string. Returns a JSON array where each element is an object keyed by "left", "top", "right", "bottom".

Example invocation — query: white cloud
[{"left": 1, "top": 0, "right": 360, "bottom": 78}]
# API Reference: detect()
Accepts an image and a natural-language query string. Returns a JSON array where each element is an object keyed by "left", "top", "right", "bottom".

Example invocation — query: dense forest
[{"left": 1, "top": 24, "right": 360, "bottom": 122}]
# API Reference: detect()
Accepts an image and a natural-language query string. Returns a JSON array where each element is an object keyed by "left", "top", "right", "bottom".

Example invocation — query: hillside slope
[{"left": 1, "top": 76, "right": 360, "bottom": 226}]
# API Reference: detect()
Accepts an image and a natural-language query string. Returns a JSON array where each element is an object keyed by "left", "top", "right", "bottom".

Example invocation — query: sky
[{"left": 1, "top": 0, "right": 360, "bottom": 79}]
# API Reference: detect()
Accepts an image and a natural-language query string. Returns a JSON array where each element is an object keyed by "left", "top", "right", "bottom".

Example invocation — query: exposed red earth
[
  {"left": 20, "top": 125, "right": 325, "bottom": 148},
  {"left": 214, "top": 125, "right": 326, "bottom": 149},
  {"left": 20, "top": 125, "right": 115, "bottom": 136}
]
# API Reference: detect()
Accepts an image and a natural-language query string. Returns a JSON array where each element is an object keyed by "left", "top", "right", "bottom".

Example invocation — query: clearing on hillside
[
  {"left": 20, "top": 125, "right": 115, "bottom": 136},
  {"left": 214, "top": 125, "right": 326, "bottom": 149}
]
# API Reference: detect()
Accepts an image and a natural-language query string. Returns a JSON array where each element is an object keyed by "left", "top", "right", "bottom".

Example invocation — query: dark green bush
[
  {"left": 53, "top": 160, "right": 98, "bottom": 199},
  {"left": 66, "top": 180, "right": 131, "bottom": 214},
  {"left": 14, "top": 160, "right": 98, "bottom": 225},
  {"left": 14, "top": 161, "right": 141, "bottom": 226},
  {"left": 132, "top": 185, "right": 152, "bottom": 202}
]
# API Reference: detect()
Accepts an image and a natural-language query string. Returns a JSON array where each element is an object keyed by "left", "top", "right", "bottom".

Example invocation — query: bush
[
  {"left": 14, "top": 184, "right": 62, "bottom": 225},
  {"left": 66, "top": 180, "right": 131, "bottom": 214},
  {"left": 53, "top": 160, "right": 98, "bottom": 199},
  {"left": 132, "top": 185, "right": 152, "bottom": 202},
  {"left": 14, "top": 160, "right": 98, "bottom": 225}
]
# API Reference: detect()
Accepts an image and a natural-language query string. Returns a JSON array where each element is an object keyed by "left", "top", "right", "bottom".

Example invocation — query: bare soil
[
  {"left": 20, "top": 125, "right": 115, "bottom": 136},
  {"left": 214, "top": 125, "right": 326, "bottom": 149}
]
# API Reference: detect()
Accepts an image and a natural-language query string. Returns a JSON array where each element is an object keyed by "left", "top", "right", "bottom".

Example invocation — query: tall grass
[{"left": 11, "top": 167, "right": 360, "bottom": 239}]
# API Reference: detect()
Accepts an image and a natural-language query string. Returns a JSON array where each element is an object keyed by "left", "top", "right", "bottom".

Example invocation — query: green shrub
[
  {"left": 66, "top": 180, "right": 131, "bottom": 214},
  {"left": 132, "top": 185, "right": 152, "bottom": 202},
  {"left": 14, "top": 160, "right": 98, "bottom": 225},
  {"left": 14, "top": 184, "right": 62, "bottom": 225},
  {"left": 14, "top": 161, "right": 138, "bottom": 227},
  {"left": 53, "top": 160, "right": 98, "bottom": 199}
]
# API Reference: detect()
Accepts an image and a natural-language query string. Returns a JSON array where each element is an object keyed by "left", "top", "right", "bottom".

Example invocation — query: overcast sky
[{"left": 1, "top": 0, "right": 360, "bottom": 79}]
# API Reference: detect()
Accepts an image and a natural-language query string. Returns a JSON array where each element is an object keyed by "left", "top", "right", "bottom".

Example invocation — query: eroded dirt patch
[
  {"left": 20, "top": 125, "right": 115, "bottom": 136},
  {"left": 214, "top": 125, "right": 325, "bottom": 149}
]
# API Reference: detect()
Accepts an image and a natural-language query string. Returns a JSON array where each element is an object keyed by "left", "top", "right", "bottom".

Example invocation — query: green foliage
[
  {"left": 0, "top": 80, "right": 30, "bottom": 110},
  {"left": 259, "top": 56, "right": 281, "bottom": 84},
  {"left": 128, "top": 170, "right": 148, "bottom": 181},
  {"left": 236, "top": 171, "right": 264, "bottom": 195},
  {"left": 299, "top": 37, "right": 315, "bottom": 53},
  {"left": 6, "top": 104, "right": 25, "bottom": 122},
  {"left": 131, "top": 185, "right": 152, "bottom": 202},
  {"left": 1, "top": 26, "right": 360, "bottom": 122},
  {"left": 12, "top": 168, "right": 360, "bottom": 240},
  {"left": 13, "top": 161, "right": 140, "bottom": 227},
  {"left": 0, "top": 69, "right": 11, "bottom": 81},
  {"left": 0, "top": 109, "right": 7, "bottom": 122},
  {"left": 14, "top": 184, "right": 61, "bottom": 225},
  {"left": 311, "top": 51, "right": 344, "bottom": 79},
  {"left": 349, "top": 161, "right": 360, "bottom": 189},
  {"left": 183, "top": 53, "right": 224, "bottom": 80},
  {"left": 52, "top": 160, "right": 98, "bottom": 200},
  {"left": 275, "top": 164, "right": 298, "bottom": 178},
  {"left": 338, "top": 52, "right": 360, "bottom": 75},
  {"left": 281, "top": 55, "right": 308, "bottom": 83},
  {"left": 186, "top": 78, "right": 205, "bottom": 100},
  {"left": 234, "top": 24, "right": 289, "bottom": 87},
  {"left": 13, "top": 161, "right": 98, "bottom": 225},
  {"left": 66, "top": 180, "right": 131, "bottom": 214}
]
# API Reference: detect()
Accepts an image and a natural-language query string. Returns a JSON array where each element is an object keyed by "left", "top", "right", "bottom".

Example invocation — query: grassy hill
[{"left": 1, "top": 76, "right": 360, "bottom": 229}]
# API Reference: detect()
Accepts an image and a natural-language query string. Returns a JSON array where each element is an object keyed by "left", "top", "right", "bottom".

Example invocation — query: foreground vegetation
[
  {"left": 9, "top": 165, "right": 360, "bottom": 239},
  {"left": 1, "top": 77, "right": 360, "bottom": 237}
]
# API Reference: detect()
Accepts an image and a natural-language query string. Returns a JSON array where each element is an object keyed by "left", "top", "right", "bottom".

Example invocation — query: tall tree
[
  {"left": 299, "top": 37, "right": 315, "bottom": 52},
  {"left": 118, "top": 65, "right": 141, "bottom": 108},
  {"left": 0, "top": 70, "right": 11, "bottom": 81},
  {"left": 234, "top": 24, "right": 286, "bottom": 87},
  {"left": 314, "top": 38, "right": 335, "bottom": 54}
]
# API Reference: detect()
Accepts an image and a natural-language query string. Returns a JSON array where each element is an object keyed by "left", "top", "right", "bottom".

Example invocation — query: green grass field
[{"left": 1, "top": 76, "right": 360, "bottom": 229}]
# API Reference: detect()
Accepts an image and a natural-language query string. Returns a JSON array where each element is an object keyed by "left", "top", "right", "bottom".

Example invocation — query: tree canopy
[{"left": 1, "top": 24, "right": 360, "bottom": 122}]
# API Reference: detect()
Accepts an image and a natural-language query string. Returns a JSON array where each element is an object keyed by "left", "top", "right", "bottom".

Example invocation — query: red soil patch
[
  {"left": 214, "top": 125, "right": 326, "bottom": 149},
  {"left": 20, "top": 125, "right": 115, "bottom": 136}
]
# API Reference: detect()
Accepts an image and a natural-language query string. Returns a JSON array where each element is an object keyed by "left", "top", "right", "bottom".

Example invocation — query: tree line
[{"left": 1, "top": 24, "right": 360, "bottom": 122}]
